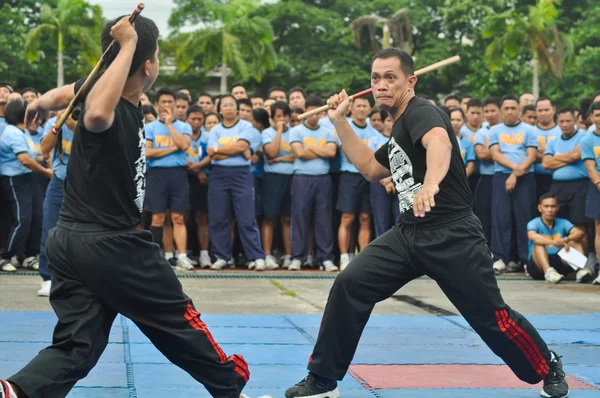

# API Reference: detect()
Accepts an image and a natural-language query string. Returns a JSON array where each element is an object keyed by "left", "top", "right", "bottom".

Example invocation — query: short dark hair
[
  {"left": 217, "top": 94, "right": 238, "bottom": 113},
  {"left": 291, "top": 107, "right": 304, "bottom": 114},
  {"left": 204, "top": 111, "right": 222, "bottom": 123},
  {"left": 466, "top": 98, "right": 482, "bottom": 110},
  {"left": 231, "top": 82, "right": 245, "bottom": 90},
  {"left": 252, "top": 108, "right": 270, "bottom": 130},
  {"left": 500, "top": 94, "right": 519, "bottom": 107},
  {"left": 450, "top": 107, "right": 465, "bottom": 120},
  {"left": 539, "top": 192, "right": 558, "bottom": 204},
  {"left": 304, "top": 95, "right": 323, "bottom": 109},
  {"left": 175, "top": 92, "right": 190, "bottom": 102},
  {"left": 461, "top": 95, "right": 474, "bottom": 102},
  {"left": 251, "top": 95, "right": 264, "bottom": 101},
  {"left": 268, "top": 87, "right": 287, "bottom": 99},
  {"left": 196, "top": 92, "right": 214, "bottom": 103},
  {"left": 353, "top": 96, "right": 371, "bottom": 106},
  {"left": 0, "top": 82, "right": 13, "bottom": 92},
  {"left": 156, "top": 88, "right": 176, "bottom": 102},
  {"left": 535, "top": 96, "right": 553, "bottom": 107},
  {"left": 102, "top": 15, "right": 159, "bottom": 78},
  {"left": 444, "top": 95, "right": 459, "bottom": 103},
  {"left": 371, "top": 47, "right": 414, "bottom": 76},
  {"left": 288, "top": 87, "right": 306, "bottom": 98},
  {"left": 142, "top": 104, "right": 157, "bottom": 118},
  {"left": 186, "top": 104, "right": 204, "bottom": 118},
  {"left": 272, "top": 101, "right": 291, "bottom": 117},
  {"left": 20, "top": 87, "right": 38, "bottom": 96},
  {"left": 590, "top": 101, "right": 600, "bottom": 113},
  {"left": 556, "top": 107, "right": 575, "bottom": 117},
  {"left": 237, "top": 98, "right": 252, "bottom": 108},
  {"left": 483, "top": 96, "right": 501, "bottom": 108},
  {"left": 5, "top": 100, "right": 26, "bottom": 125},
  {"left": 521, "top": 104, "right": 536, "bottom": 115}
]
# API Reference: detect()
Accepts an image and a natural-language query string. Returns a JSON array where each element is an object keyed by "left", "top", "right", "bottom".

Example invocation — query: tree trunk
[
  {"left": 220, "top": 63, "right": 228, "bottom": 94},
  {"left": 532, "top": 57, "right": 539, "bottom": 99},
  {"left": 383, "top": 22, "right": 390, "bottom": 49},
  {"left": 57, "top": 28, "right": 64, "bottom": 87}
]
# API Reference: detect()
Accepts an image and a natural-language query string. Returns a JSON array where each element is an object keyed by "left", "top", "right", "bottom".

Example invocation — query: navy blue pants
[
  {"left": 474, "top": 174, "right": 493, "bottom": 244},
  {"left": 39, "top": 176, "right": 64, "bottom": 281},
  {"left": 208, "top": 166, "right": 264, "bottom": 261},
  {"left": 370, "top": 182, "right": 400, "bottom": 238},
  {"left": 291, "top": 175, "right": 334, "bottom": 262},
  {"left": 491, "top": 173, "right": 536, "bottom": 262},
  {"left": 0, "top": 173, "right": 38, "bottom": 259}
]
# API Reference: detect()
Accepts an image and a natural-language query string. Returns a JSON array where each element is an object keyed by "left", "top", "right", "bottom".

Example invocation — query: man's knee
[
  {"left": 359, "top": 213, "right": 370, "bottom": 225},
  {"left": 281, "top": 216, "right": 291, "bottom": 225},
  {"left": 152, "top": 212, "right": 165, "bottom": 226},
  {"left": 171, "top": 212, "right": 185, "bottom": 225},
  {"left": 340, "top": 213, "right": 355, "bottom": 226}
]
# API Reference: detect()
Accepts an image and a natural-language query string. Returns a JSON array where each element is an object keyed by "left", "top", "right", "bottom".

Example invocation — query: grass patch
[{"left": 270, "top": 279, "right": 297, "bottom": 297}]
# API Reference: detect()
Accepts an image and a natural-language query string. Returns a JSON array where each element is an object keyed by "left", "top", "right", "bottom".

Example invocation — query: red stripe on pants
[{"left": 503, "top": 310, "right": 549, "bottom": 377}]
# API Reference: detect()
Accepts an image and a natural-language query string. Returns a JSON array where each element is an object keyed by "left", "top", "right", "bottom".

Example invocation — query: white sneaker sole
[
  {"left": 540, "top": 387, "right": 569, "bottom": 397},
  {"left": 290, "top": 387, "right": 340, "bottom": 398}
]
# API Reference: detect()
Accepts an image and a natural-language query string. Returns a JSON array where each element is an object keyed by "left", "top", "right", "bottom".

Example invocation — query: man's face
[
  {"left": 520, "top": 93, "right": 535, "bottom": 107},
  {"left": 204, "top": 114, "right": 220, "bottom": 131},
  {"left": 27, "top": 117, "right": 41, "bottom": 133},
  {"left": 290, "top": 112, "right": 301, "bottom": 127},
  {"left": 592, "top": 109, "right": 600, "bottom": 130},
  {"left": 466, "top": 106, "right": 482, "bottom": 128},
  {"left": 501, "top": 100, "right": 520, "bottom": 125},
  {"left": 351, "top": 98, "right": 371, "bottom": 122},
  {"left": 273, "top": 108, "right": 290, "bottom": 125},
  {"left": 264, "top": 99, "right": 276, "bottom": 115},
  {"left": 239, "top": 104, "right": 253, "bottom": 121},
  {"left": 535, "top": 100, "right": 554, "bottom": 126},
  {"left": 232, "top": 86, "right": 247, "bottom": 100},
  {"left": 270, "top": 90, "right": 287, "bottom": 103},
  {"left": 371, "top": 57, "right": 414, "bottom": 113},
  {"left": 0, "top": 87, "right": 10, "bottom": 105},
  {"left": 524, "top": 110, "right": 537, "bottom": 126},
  {"left": 7, "top": 93, "right": 22, "bottom": 103},
  {"left": 144, "top": 112, "right": 156, "bottom": 124},
  {"left": 370, "top": 112, "right": 382, "bottom": 132},
  {"left": 450, "top": 110, "right": 465, "bottom": 135},
  {"left": 197, "top": 96, "right": 214, "bottom": 113},
  {"left": 444, "top": 98, "right": 460, "bottom": 109},
  {"left": 483, "top": 104, "right": 500, "bottom": 126},
  {"left": 175, "top": 98, "right": 189, "bottom": 121},
  {"left": 220, "top": 97, "right": 238, "bottom": 120},
  {"left": 557, "top": 112, "right": 576, "bottom": 137},
  {"left": 289, "top": 91, "right": 305, "bottom": 109},
  {"left": 187, "top": 111, "right": 204, "bottom": 132},
  {"left": 251, "top": 97, "right": 264, "bottom": 109},
  {"left": 538, "top": 198, "right": 558, "bottom": 221},
  {"left": 22, "top": 91, "right": 37, "bottom": 104},
  {"left": 156, "top": 94, "right": 175, "bottom": 117}
]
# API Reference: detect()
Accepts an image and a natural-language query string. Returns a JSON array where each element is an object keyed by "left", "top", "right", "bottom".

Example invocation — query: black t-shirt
[
  {"left": 60, "top": 81, "right": 146, "bottom": 229},
  {"left": 374, "top": 96, "right": 472, "bottom": 224}
]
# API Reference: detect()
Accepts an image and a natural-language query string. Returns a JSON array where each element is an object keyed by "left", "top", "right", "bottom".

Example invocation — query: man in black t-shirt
[
  {"left": 1, "top": 15, "right": 249, "bottom": 398},
  {"left": 285, "top": 48, "right": 568, "bottom": 398}
]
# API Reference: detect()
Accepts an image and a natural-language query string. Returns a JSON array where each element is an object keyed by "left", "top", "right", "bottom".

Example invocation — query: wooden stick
[
  {"left": 50, "top": 3, "right": 145, "bottom": 135},
  {"left": 298, "top": 55, "right": 461, "bottom": 120}
]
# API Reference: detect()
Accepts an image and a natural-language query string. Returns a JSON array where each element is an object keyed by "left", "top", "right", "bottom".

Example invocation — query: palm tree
[
  {"left": 483, "top": 0, "right": 573, "bottom": 98},
  {"left": 350, "top": 9, "right": 413, "bottom": 53},
  {"left": 171, "top": 0, "right": 275, "bottom": 94},
  {"left": 25, "top": 0, "right": 103, "bottom": 87}
]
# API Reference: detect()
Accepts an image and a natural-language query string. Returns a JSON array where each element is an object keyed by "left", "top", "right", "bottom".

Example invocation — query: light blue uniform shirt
[
  {"left": 580, "top": 131, "right": 600, "bottom": 173},
  {"left": 42, "top": 116, "right": 73, "bottom": 180},
  {"left": 0, "top": 125, "right": 36, "bottom": 176},
  {"left": 145, "top": 120, "right": 192, "bottom": 168},
  {"left": 319, "top": 117, "right": 341, "bottom": 173},
  {"left": 262, "top": 126, "right": 294, "bottom": 175},
  {"left": 458, "top": 134, "right": 476, "bottom": 167},
  {"left": 474, "top": 126, "right": 496, "bottom": 175},
  {"left": 544, "top": 130, "right": 588, "bottom": 181},
  {"left": 460, "top": 124, "right": 479, "bottom": 140},
  {"left": 28, "top": 129, "right": 44, "bottom": 159},
  {"left": 339, "top": 121, "right": 376, "bottom": 173},
  {"left": 207, "top": 119, "right": 256, "bottom": 167},
  {"left": 588, "top": 125, "right": 596, "bottom": 133},
  {"left": 186, "top": 132, "right": 208, "bottom": 163},
  {"left": 489, "top": 122, "right": 537, "bottom": 174},
  {"left": 527, "top": 217, "right": 573, "bottom": 260},
  {"left": 533, "top": 124, "right": 561, "bottom": 175},
  {"left": 289, "top": 123, "right": 336, "bottom": 176},
  {"left": 368, "top": 132, "right": 390, "bottom": 152}
]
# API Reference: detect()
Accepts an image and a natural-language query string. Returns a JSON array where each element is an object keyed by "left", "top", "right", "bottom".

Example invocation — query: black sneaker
[
  {"left": 285, "top": 373, "right": 339, "bottom": 398},
  {"left": 167, "top": 257, "right": 177, "bottom": 267},
  {"left": 541, "top": 351, "right": 569, "bottom": 398}
]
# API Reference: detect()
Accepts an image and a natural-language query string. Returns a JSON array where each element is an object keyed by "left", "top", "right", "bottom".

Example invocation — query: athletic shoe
[
  {"left": 493, "top": 259, "right": 506, "bottom": 274},
  {"left": 255, "top": 259, "right": 266, "bottom": 271},
  {"left": 0, "top": 379, "right": 18, "bottom": 398},
  {"left": 282, "top": 255, "right": 292, "bottom": 269},
  {"left": 248, "top": 261, "right": 256, "bottom": 270},
  {"left": 265, "top": 255, "right": 279, "bottom": 270},
  {"left": 544, "top": 267, "right": 564, "bottom": 284},
  {"left": 188, "top": 256, "right": 199, "bottom": 266},
  {"left": 506, "top": 261, "right": 523, "bottom": 273},
  {"left": 211, "top": 259, "right": 229, "bottom": 270},
  {"left": 305, "top": 255, "right": 314, "bottom": 268},
  {"left": 22, "top": 256, "right": 39, "bottom": 270},
  {"left": 575, "top": 267, "right": 593, "bottom": 283},
  {"left": 592, "top": 274, "right": 600, "bottom": 286},
  {"left": 540, "top": 351, "right": 569, "bottom": 398},
  {"left": 339, "top": 257, "right": 350, "bottom": 271},
  {"left": 322, "top": 261, "right": 339, "bottom": 272},
  {"left": 167, "top": 257, "right": 178, "bottom": 267},
  {"left": 175, "top": 256, "right": 194, "bottom": 272},
  {"left": 285, "top": 373, "right": 340, "bottom": 398},
  {"left": 37, "top": 280, "right": 51, "bottom": 297},
  {"left": 200, "top": 252, "right": 212, "bottom": 269},
  {"left": 289, "top": 259, "right": 302, "bottom": 271},
  {"left": 1, "top": 260, "right": 16, "bottom": 272},
  {"left": 10, "top": 256, "right": 20, "bottom": 268},
  {"left": 228, "top": 258, "right": 236, "bottom": 267}
]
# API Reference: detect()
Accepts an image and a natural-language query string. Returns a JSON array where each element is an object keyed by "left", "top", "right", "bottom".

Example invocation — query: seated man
[{"left": 527, "top": 193, "right": 593, "bottom": 284}]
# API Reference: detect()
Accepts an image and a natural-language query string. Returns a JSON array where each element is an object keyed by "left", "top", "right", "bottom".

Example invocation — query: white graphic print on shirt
[
  {"left": 388, "top": 137, "right": 422, "bottom": 213},
  {"left": 134, "top": 124, "right": 146, "bottom": 212}
]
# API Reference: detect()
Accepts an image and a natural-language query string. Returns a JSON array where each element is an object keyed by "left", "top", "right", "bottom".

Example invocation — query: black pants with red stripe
[
  {"left": 308, "top": 211, "right": 553, "bottom": 384},
  {"left": 8, "top": 220, "right": 248, "bottom": 398}
]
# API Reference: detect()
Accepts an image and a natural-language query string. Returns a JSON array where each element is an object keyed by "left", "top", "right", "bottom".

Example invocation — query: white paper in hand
[{"left": 558, "top": 247, "right": 587, "bottom": 270}]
